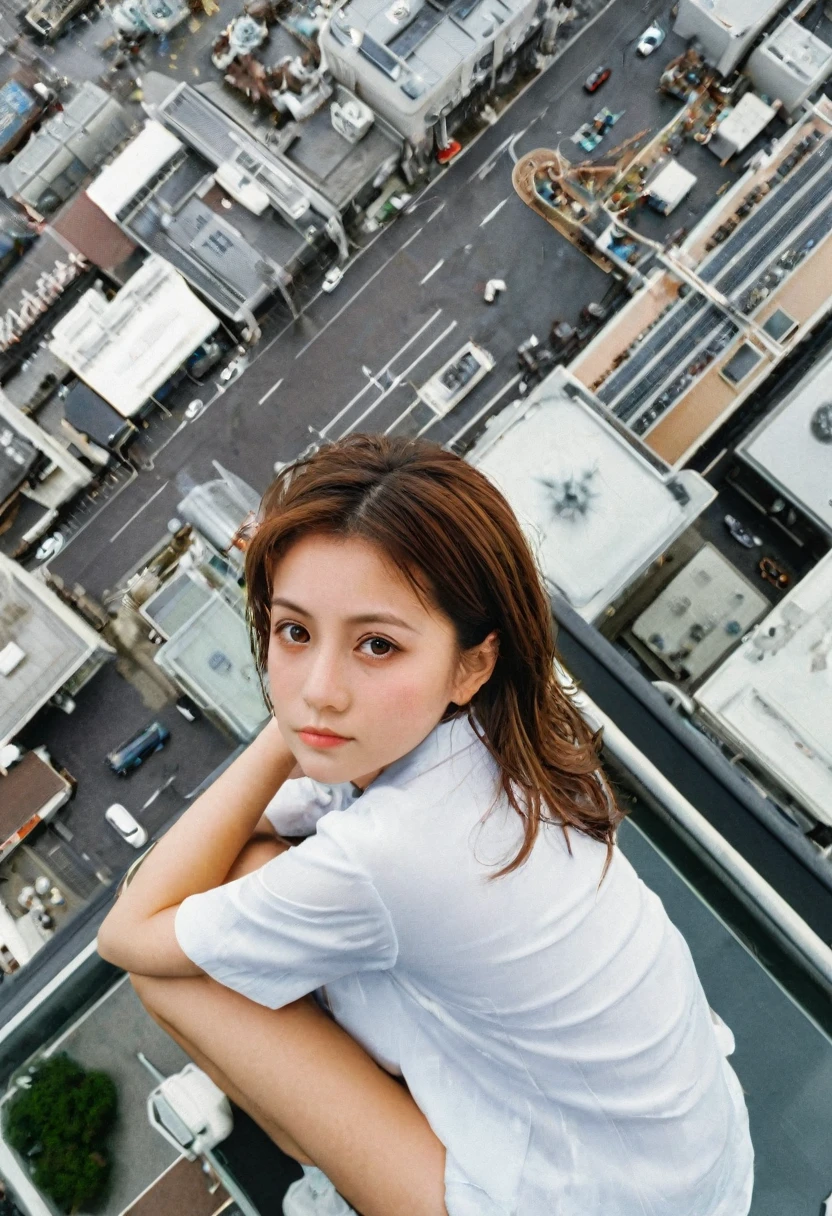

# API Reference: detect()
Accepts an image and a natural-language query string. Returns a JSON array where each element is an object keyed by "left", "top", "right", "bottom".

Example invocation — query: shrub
[{"left": 3, "top": 1054, "right": 117, "bottom": 1214}]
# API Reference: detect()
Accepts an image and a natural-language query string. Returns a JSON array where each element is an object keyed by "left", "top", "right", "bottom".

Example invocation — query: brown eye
[{"left": 360, "top": 636, "right": 397, "bottom": 658}]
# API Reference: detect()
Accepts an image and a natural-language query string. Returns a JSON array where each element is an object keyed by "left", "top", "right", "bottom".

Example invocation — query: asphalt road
[{"left": 49, "top": 0, "right": 683, "bottom": 602}]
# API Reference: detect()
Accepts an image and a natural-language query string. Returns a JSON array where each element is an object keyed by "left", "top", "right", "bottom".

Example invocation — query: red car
[{"left": 584, "top": 66, "right": 611, "bottom": 93}]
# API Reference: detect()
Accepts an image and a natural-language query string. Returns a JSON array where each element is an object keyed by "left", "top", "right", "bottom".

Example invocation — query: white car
[
  {"left": 321, "top": 266, "right": 344, "bottom": 293},
  {"left": 185, "top": 398, "right": 205, "bottom": 421},
  {"left": 104, "top": 803, "right": 149, "bottom": 849},
  {"left": 35, "top": 533, "right": 64, "bottom": 563},
  {"left": 636, "top": 23, "right": 665, "bottom": 55}
]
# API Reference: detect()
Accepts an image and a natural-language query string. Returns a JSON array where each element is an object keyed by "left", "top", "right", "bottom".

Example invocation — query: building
[
  {"left": 0, "top": 749, "right": 72, "bottom": 863},
  {"left": 695, "top": 548, "right": 832, "bottom": 832},
  {"left": 0, "top": 228, "right": 91, "bottom": 375},
  {"left": 734, "top": 343, "right": 832, "bottom": 545},
  {"left": 319, "top": 0, "right": 563, "bottom": 157},
  {"left": 87, "top": 121, "right": 300, "bottom": 327},
  {"left": 707, "top": 92, "right": 778, "bottom": 163},
  {"left": 465, "top": 367, "right": 714, "bottom": 623},
  {"left": 674, "top": 0, "right": 789, "bottom": 77},
  {"left": 0, "top": 388, "right": 92, "bottom": 510},
  {"left": 0, "top": 552, "right": 113, "bottom": 747},
  {"left": 569, "top": 102, "right": 832, "bottom": 466},
  {"left": 49, "top": 256, "right": 220, "bottom": 421},
  {"left": 0, "top": 74, "right": 44, "bottom": 161},
  {"left": 748, "top": 1, "right": 832, "bottom": 115},
  {"left": 0, "top": 83, "right": 132, "bottom": 219}
]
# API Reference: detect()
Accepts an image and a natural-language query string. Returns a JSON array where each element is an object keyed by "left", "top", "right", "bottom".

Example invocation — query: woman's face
[{"left": 267, "top": 533, "right": 496, "bottom": 787}]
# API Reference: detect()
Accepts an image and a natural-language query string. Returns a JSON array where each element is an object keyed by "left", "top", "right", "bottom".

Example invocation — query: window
[
  {"left": 762, "top": 308, "right": 797, "bottom": 343},
  {"left": 720, "top": 343, "right": 763, "bottom": 386}
]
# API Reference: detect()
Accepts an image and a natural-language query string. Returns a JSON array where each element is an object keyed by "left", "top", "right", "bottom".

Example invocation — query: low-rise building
[
  {"left": 0, "top": 228, "right": 91, "bottom": 377},
  {"left": 0, "top": 750, "right": 72, "bottom": 863},
  {"left": 674, "top": 0, "right": 789, "bottom": 77},
  {"left": 49, "top": 256, "right": 220, "bottom": 422},
  {"left": 0, "top": 552, "right": 113, "bottom": 747},
  {"left": 748, "top": 0, "right": 832, "bottom": 115},
  {"left": 465, "top": 367, "right": 714, "bottom": 623},
  {"left": 320, "top": 0, "right": 564, "bottom": 159},
  {"left": 0, "top": 388, "right": 93, "bottom": 510},
  {"left": 569, "top": 103, "right": 832, "bottom": 466},
  {"left": 695, "top": 548, "right": 832, "bottom": 835},
  {"left": 0, "top": 83, "right": 132, "bottom": 219}
]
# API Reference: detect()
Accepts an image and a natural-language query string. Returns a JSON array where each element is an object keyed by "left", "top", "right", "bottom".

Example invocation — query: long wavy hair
[{"left": 244, "top": 434, "right": 624, "bottom": 878}]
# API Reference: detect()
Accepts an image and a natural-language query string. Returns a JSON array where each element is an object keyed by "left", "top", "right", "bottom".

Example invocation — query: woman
[{"left": 98, "top": 435, "right": 754, "bottom": 1216}]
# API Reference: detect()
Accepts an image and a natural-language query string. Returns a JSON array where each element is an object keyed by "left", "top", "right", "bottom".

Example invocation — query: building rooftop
[
  {"left": 0, "top": 413, "right": 37, "bottom": 507},
  {"left": 681, "top": 0, "right": 784, "bottom": 34},
  {"left": 0, "top": 751, "right": 70, "bottom": 843},
  {"left": 0, "top": 553, "right": 106, "bottom": 746},
  {"left": 695, "top": 548, "right": 832, "bottom": 828},
  {"left": 51, "top": 190, "right": 138, "bottom": 278},
  {"left": 0, "top": 83, "right": 131, "bottom": 216},
  {"left": 737, "top": 344, "right": 832, "bottom": 539},
  {"left": 761, "top": 15, "right": 832, "bottom": 80},
  {"left": 466, "top": 369, "right": 715, "bottom": 622},
  {"left": 48, "top": 256, "right": 219, "bottom": 419}
]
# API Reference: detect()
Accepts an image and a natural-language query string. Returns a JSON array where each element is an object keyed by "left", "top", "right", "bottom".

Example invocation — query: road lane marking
[
  {"left": 427, "top": 199, "right": 445, "bottom": 222},
  {"left": 109, "top": 481, "right": 170, "bottom": 544},
  {"left": 258, "top": 377, "right": 283, "bottom": 405},
  {"left": 321, "top": 310, "right": 442, "bottom": 438},
  {"left": 343, "top": 321, "right": 458, "bottom": 437},
  {"left": 443, "top": 372, "right": 523, "bottom": 446},
  {"left": 466, "top": 134, "right": 514, "bottom": 183},
  {"left": 479, "top": 198, "right": 509, "bottom": 226},
  {"left": 295, "top": 228, "right": 425, "bottom": 360},
  {"left": 420, "top": 259, "right": 445, "bottom": 285}
]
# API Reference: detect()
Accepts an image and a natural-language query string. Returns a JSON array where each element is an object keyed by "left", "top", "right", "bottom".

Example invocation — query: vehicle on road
[
  {"left": 584, "top": 66, "right": 611, "bottom": 93},
  {"left": 34, "top": 533, "right": 64, "bottom": 563},
  {"left": 175, "top": 695, "right": 202, "bottom": 723},
  {"left": 636, "top": 23, "right": 665, "bottom": 56},
  {"left": 759, "top": 556, "right": 790, "bottom": 590},
  {"left": 104, "top": 803, "right": 149, "bottom": 849},
  {"left": 322, "top": 266, "right": 344, "bottom": 293},
  {"left": 483, "top": 278, "right": 506, "bottom": 303},
  {"left": 418, "top": 341, "right": 495, "bottom": 416},
  {"left": 724, "top": 514, "right": 762, "bottom": 549},
  {"left": 185, "top": 398, "right": 206, "bottom": 421},
  {"left": 107, "top": 721, "right": 170, "bottom": 776}
]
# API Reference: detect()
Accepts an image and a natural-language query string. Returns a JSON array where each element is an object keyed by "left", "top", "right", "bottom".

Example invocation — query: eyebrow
[{"left": 270, "top": 596, "right": 419, "bottom": 632}]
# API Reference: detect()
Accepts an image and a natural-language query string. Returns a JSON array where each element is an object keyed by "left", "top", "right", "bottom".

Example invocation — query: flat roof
[
  {"left": 0, "top": 553, "right": 101, "bottom": 746},
  {"left": 49, "top": 256, "right": 219, "bottom": 418},
  {"left": 87, "top": 121, "right": 183, "bottom": 221},
  {"left": 466, "top": 370, "right": 715, "bottom": 621},
  {"left": 762, "top": 17, "right": 832, "bottom": 79},
  {"left": 738, "top": 344, "right": 832, "bottom": 536},
  {"left": 51, "top": 190, "right": 137, "bottom": 274},
  {"left": 684, "top": 0, "right": 784, "bottom": 34},
  {"left": 695, "top": 548, "right": 832, "bottom": 826},
  {"left": 0, "top": 752, "right": 69, "bottom": 838}
]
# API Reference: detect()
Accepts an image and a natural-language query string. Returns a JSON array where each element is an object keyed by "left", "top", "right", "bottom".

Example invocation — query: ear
[{"left": 452, "top": 631, "right": 499, "bottom": 705}]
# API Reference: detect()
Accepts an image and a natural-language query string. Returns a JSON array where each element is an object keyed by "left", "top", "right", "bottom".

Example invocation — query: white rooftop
[
  {"left": 762, "top": 16, "right": 832, "bottom": 79},
  {"left": 466, "top": 369, "right": 715, "bottom": 622},
  {"left": 737, "top": 344, "right": 832, "bottom": 537},
  {"left": 87, "top": 120, "right": 182, "bottom": 221},
  {"left": 49, "top": 256, "right": 219, "bottom": 419},
  {"left": 711, "top": 93, "right": 777, "bottom": 153},
  {"left": 685, "top": 0, "right": 784, "bottom": 35},
  {"left": 695, "top": 549, "right": 832, "bottom": 827}
]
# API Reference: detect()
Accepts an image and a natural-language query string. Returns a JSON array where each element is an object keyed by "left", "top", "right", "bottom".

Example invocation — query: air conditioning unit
[{"left": 331, "top": 97, "right": 375, "bottom": 144}]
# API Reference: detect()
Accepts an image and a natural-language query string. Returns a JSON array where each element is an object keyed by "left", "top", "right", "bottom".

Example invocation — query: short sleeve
[
  {"left": 263, "top": 777, "right": 351, "bottom": 838},
  {"left": 174, "top": 817, "right": 398, "bottom": 1009}
]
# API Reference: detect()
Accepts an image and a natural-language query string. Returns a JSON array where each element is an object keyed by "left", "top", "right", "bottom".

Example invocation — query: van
[{"left": 107, "top": 721, "right": 170, "bottom": 776}]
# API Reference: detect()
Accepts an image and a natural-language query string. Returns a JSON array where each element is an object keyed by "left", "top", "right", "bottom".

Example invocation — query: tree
[{"left": 3, "top": 1054, "right": 117, "bottom": 1214}]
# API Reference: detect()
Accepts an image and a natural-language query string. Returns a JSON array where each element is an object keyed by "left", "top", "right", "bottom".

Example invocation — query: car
[
  {"left": 185, "top": 398, "right": 206, "bottom": 421},
  {"left": 34, "top": 533, "right": 64, "bottom": 563},
  {"left": 724, "top": 514, "right": 762, "bottom": 549},
  {"left": 321, "top": 266, "right": 344, "bottom": 294},
  {"left": 175, "top": 694, "right": 202, "bottom": 723},
  {"left": 636, "top": 23, "right": 665, "bottom": 56},
  {"left": 104, "top": 803, "right": 149, "bottom": 849},
  {"left": 759, "top": 556, "right": 790, "bottom": 590},
  {"left": 483, "top": 278, "right": 506, "bottom": 303},
  {"left": 584, "top": 66, "right": 611, "bottom": 93},
  {"left": 418, "top": 341, "right": 496, "bottom": 416},
  {"left": 107, "top": 721, "right": 170, "bottom": 776}
]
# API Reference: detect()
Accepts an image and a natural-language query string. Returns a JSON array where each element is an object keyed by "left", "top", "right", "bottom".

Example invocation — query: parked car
[
  {"left": 636, "top": 23, "right": 665, "bottom": 56},
  {"left": 584, "top": 66, "right": 611, "bottom": 93},
  {"left": 759, "top": 556, "right": 790, "bottom": 590},
  {"left": 322, "top": 266, "right": 344, "bottom": 294},
  {"left": 185, "top": 398, "right": 206, "bottom": 421},
  {"left": 35, "top": 533, "right": 64, "bottom": 563},
  {"left": 175, "top": 695, "right": 202, "bottom": 723},
  {"left": 107, "top": 721, "right": 170, "bottom": 776},
  {"left": 724, "top": 514, "right": 762, "bottom": 549},
  {"left": 104, "top": 803, "right": 149, "bottom": 849}
]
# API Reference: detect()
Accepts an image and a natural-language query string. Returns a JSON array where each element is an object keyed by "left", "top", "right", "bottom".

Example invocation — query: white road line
[
  {"left": 320, "top": 310, "right": 442, "bottom": 438},
  {"left": 295, "top": 228, "right": 425, "bottom": 360},
  {"left": 342, "top": 321, "right": 458, "bottom": 437},
  {"left": 466, "top": 134, "right": 515, "bottom": 183},
  {"left": 443, "top": 372, "right": 523, "bottom": 446},
  {"left": 480, "top": 198, "right": 509, "bottom": 227},
  {"left": 427, "top": 199, "right": 445, "bottom": 222},
  {"left": 420, "top": 259, "right": 445, "bottom": 285},
  {"left": 109, "top": 481, "right": 170, "bottom": 544},
  {"left": 258, "top": 377, "right": 284, "bottom": 405}
]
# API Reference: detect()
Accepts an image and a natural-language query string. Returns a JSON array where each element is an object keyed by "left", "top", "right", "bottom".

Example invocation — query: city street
[{"left": 49, "top": 0, "right": 689, "bottom": 603}]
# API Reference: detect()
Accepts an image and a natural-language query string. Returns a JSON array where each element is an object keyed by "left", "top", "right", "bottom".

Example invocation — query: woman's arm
[{"left": 97, "top": 718, "right": 297, "bottom": 977}]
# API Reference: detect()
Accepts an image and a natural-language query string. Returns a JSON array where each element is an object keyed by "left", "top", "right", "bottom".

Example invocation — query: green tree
[{"left": 3, "top": 1054, "right": 117, "bottom": 1214}]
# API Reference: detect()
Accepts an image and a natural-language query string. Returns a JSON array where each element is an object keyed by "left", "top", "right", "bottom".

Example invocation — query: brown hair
[{"left": 244, "top": 434, "right": 624, "bottom": 878}]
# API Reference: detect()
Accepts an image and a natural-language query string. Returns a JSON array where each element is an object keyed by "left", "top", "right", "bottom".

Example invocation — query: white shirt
[{"left": 175, "top": 715, "right": 754, "bottom": 1216}]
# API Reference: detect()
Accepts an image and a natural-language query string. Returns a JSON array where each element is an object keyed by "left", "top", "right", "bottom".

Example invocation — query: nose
[{"left": 302, "top": 639, "right": 351, "bottom": 715}]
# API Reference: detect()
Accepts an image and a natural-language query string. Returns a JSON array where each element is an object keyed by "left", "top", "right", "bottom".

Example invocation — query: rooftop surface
[
  {"left": 761, "top": 15, "right": 832, "bottom": 77},
  {"left": 679, "top": 0, "right": 785, "bottom": 34},
  {"left": 695, "top": 548, "right": 832, "bottom": 828},
  {"left": 466, "top": 369, "right": 715, "bottom": 621}
]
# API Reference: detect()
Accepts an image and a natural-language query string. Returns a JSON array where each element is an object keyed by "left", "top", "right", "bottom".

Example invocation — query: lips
[{"left": 296, "top": 726, "right": 352, "bottom": 749}]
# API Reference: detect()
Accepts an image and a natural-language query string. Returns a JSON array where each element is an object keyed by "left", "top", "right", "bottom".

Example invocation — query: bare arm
[{"left": 97, "top": 718, "right": 297, "bottom": 977}]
